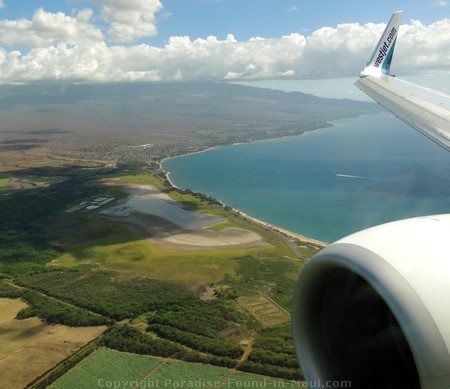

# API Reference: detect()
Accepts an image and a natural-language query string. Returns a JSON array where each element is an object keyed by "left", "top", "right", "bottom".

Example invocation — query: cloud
[
  {"left": 0, "top": 8, "right": 103, "bottom": 47},
  {"left": 288, "top": 6, "right": 299, "bottom": 12},
  {"left": 0, "top": 0, "right": 4, "bottom": 9},
  {"left": 435, "top": 0, "right": 448, "bottom": 6},
  {"left": 93, "top": 0, "right": 163, "bottom": 42},
  {"left": 0, "top": 17, "right": 449, "bottom": 83}
]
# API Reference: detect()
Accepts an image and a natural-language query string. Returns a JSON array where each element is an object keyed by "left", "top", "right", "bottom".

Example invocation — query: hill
[{"left": 0, "top": 82, "right": 379, "bottom": 150}]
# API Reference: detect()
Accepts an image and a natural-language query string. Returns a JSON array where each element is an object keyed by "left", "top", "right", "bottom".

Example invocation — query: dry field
[
  {"left": 0, "top": 298, "right": 106, "bottom": 388},
  {"left": 237, "top": 295, "right": 291, "bottom": 328}
]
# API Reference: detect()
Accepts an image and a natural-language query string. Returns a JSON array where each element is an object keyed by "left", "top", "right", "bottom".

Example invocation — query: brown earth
[{"left": 0, "top": 298, "right": 106, "bottom": 388}]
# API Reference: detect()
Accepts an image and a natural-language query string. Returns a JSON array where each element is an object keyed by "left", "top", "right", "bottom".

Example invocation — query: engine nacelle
[{"left": 292, "top": 214, "right": 450, "bottom": 388}]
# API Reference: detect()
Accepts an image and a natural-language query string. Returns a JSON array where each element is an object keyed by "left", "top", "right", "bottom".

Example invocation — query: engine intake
[{"left": 292, "top": 215, "right": 450, "bottom": 389}]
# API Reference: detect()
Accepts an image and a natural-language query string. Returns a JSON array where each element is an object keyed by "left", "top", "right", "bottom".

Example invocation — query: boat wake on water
[{"left": 335, "top": 173, "right": 383, "bottom": 181}]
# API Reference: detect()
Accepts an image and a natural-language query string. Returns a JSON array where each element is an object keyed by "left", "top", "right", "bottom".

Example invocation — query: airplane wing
[{"left": 355, "top": 11, "right": 450, "bottom": 151}]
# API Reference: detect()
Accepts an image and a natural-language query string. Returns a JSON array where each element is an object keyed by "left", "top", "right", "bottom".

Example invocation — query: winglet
[{"left": 360, "top": 11, "right": 403, "bottom": 77}]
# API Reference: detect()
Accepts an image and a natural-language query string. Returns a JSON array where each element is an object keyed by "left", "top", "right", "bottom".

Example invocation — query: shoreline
[
  {"left": 159, "top": 123, "right": 335, "bottom": 188},
  {"left": 158, "top": 136, "right": 328, "bottom": 248},
  {"left": 233, "top": 209, "right": 327, "bottom": 247},
  {"left": 159, "top": 123, "right": 336, "bottom": 168}
]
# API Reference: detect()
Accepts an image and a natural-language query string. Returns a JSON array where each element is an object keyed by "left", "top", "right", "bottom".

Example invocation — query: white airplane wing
[{"left": 355, "top": 11, "right": 450, "bottom": 151}]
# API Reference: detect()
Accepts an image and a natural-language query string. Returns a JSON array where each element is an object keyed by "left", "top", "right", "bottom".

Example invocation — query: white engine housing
[{"left": 292, "top": 214, "right": 450, "bottom": 388}]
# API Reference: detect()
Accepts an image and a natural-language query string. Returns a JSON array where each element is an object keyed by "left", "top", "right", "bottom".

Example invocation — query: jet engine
[{"left": 292, "top": 214, "right": 450, "bottom": 388}]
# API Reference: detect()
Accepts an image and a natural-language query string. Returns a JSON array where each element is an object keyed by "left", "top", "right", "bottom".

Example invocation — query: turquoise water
[{"left": 163, "top": 113, "right": 450, "bottom": 243}]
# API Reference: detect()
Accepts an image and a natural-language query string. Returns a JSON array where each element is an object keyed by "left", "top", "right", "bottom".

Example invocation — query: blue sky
[
  {"left": 0, "top": 0, "right": 448, "bottom": 88},
  {"left": 1, "top": 0, "right": 448, "bottom": 46},
  {"left": 157, "top": 0, "right": 448, "bottom": 44}
]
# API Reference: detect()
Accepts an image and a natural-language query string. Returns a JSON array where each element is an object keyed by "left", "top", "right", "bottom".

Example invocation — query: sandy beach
[
  {"left": 159, "top": 165, "right": 327, "bottom": 248},
  {"left": 235, "top": 210, "right": 326, "bottom": 247},
  {"left": 162, "top": 171, "right": 326, "bottom": 247}
]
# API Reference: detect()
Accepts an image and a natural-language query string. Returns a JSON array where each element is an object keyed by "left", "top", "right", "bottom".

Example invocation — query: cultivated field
[
  {"left": 151, "top": 359, "right": 229, "bottom": 387},
  {"left": 237, "top": 295, "right": 291, "bottom": 327},
  {"left": 50, "top": 348, "right": 160, "bottom": 389},
  {"left": 0, "top": 298, "right": 106, "bottom": 388},
  {"left": 51, "top": 348, "right": 297, "bottom": 389}
]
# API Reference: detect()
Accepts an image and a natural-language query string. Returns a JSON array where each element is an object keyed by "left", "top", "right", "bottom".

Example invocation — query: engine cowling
[{"left": 292, "top": 214, "right": 450, "bottom": 389}]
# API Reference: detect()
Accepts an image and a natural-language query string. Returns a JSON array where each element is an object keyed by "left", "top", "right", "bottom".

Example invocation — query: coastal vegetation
[{"left": 0, "top": 161, "right": 320, "bottom": 386}]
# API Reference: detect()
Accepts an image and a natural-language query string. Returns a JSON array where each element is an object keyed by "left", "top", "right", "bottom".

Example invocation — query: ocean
[{"left": 163, "top": 113, "right": 450, "bottom": 243}]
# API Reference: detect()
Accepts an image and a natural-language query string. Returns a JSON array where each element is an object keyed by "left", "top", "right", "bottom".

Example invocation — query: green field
[
  {"left": 151, "top": 360, "right": 229, "bottom": 388},
  {"left": 50, "top": 348, "right": 160, "bottom": 389},
  {"left": 0, "top": 176, "right": 10, "bottom": 192},
  {"left": 108, "top": 173, "right": 166, "bottom": 190},
  {"left": 50, "top": 217, "right": 252, "bottom": 283},
  {"left": 237, "top": 295, "right": 290, "bottom": 328},
  {"left": 51, "top": 348, "right": 298, "bottom": 389},
  {"left": 0, "top": 174, "right": 67, "bottom": 193}
]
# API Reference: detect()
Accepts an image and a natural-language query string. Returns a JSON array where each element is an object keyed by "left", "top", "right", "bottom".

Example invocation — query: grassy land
[
  {"left": 0, "top": 176, "right": 10, "bottom": 192},
  {"left": 109, "top": 173, "right": 166, "bottom": 190},
  {"left": 50, "top": 348, "right": 299, "bottom": 389},
  {"left": 0, "top": 174, "right": 68, "bottom": 194},
  {"left": 151, "top": 359, "right": 229, "bottom": 387},
  {"left": 237, "top": 295, "right": 290, "bottom": 328},
  {"left": 50, "top": 217, "right": 246, "bottom": 283},
  {"left": 0, "top": 164, "right": 313, "bottom": 383}
]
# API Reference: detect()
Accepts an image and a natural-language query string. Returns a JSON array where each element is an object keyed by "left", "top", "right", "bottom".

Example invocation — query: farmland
[
  {"left": 51, "top": 348, "right": 301, "bottom": 389},
  {"left": 0, "top": 298, "right": 106, "bottom": 388},
  {"left": 50, "top": 348, "right": 160, "bottom": 389},
  {"left": 237, "top": 295, "right": 290, "bottom": 328}
]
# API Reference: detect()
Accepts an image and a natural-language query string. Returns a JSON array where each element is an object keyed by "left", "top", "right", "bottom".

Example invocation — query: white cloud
[
  {"left": 94, "top": 0, "right": 163, "bottom": 42},
  {"left": 435, "top": 0, "right": 448, "bottom": 6},
  {"left": 0, "top": 8, "right": 103, "bottom": 47},
  {"left": 0, "top": 1, "right": 4, "bottom": 9},
  {"left": 0, "top": 17, "right": 449, "bottom": 83},
  {"left": 288, "top": 6, "right": 299, "bottom": 12}
]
